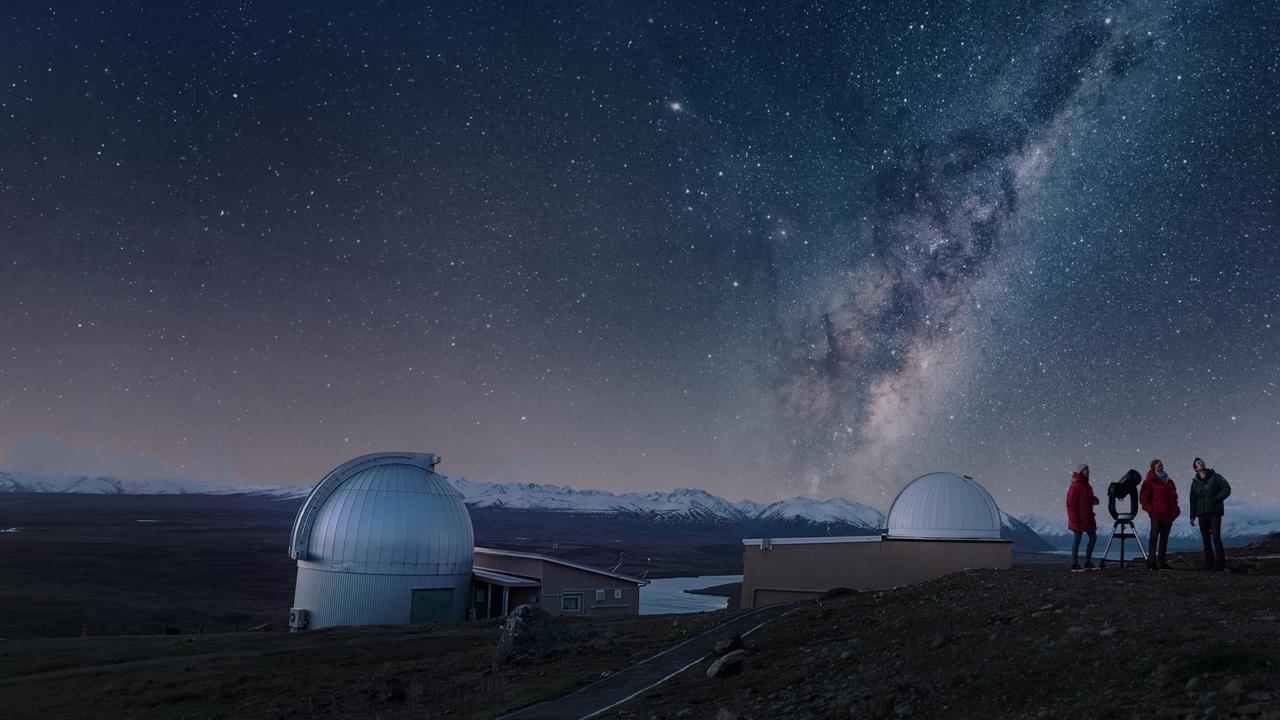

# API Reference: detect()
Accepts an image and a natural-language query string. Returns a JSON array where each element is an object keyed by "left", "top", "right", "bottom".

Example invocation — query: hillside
[
  {"left": 2, "top": 539, "right": 1277, "bottom": 719},
  {"left": 606, "top": 540, "right": 1280, "bottom": 720}
]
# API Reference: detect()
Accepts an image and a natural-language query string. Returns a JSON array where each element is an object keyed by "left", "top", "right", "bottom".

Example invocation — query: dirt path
[{"left": 497, "top": 602, "right": 799, "bottom": 720}]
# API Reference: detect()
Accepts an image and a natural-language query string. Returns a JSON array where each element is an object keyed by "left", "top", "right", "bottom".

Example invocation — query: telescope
[{"left": 1100, "top": 469, "right": 1147, "bottom": 568}]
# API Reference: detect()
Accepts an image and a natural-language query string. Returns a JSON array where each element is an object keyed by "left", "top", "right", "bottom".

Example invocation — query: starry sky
[{"left": 2, "top": 1, "right": 1277, "bottom": 515}]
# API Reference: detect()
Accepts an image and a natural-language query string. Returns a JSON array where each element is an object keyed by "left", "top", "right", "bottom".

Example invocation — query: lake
[{"left": 639, "top": 574, "right": 742, "bottom": 615}]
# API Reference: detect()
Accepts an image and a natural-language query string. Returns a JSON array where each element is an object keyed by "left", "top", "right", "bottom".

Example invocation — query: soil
[
  {"left": 0, "top": 611, "right": 735, "bottom": 719},
  {"left": 602, "top": 546, "right": 1280, "bottom": 720}
]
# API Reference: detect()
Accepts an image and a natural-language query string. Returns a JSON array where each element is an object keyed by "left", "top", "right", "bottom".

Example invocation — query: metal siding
[
  {"left": 301, "top": 463, "right": 473, "bottom": 575},
  {"left": 294, "top": 566, "right": 471, "bottom": 628},
  {"left": 886, "top": 472, "right": 1002, "bottom": 539}
]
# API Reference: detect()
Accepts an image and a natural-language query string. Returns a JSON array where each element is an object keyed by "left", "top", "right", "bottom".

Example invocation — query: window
[
  {"left": 595, "top": 589, "right": 605, "bottom": 602},
  {"left": 561, "top": 593, "right": 582, "bottom": 612},
  {"left": 613, "top": 589, "right": 623, "bottom": 600}
]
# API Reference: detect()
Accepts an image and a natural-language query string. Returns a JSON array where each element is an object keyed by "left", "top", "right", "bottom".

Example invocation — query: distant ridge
[
  {"left": 0, "top": 468, "right": 1049, "bottom": 547},
  {"left": 1017, "top": 508, "right": 1280, "bottom": 548}
]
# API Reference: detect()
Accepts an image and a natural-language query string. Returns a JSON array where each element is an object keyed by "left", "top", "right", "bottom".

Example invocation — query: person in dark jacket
[
  {"left": 1188, "top": 457, "right": 1231, "bottom": 571},
  {"left": 1066, "top": 464, "right": 1099, "bottom": 571},
  {"left": 1140, "top": 459, "right": 1180, "bottom": 570}
]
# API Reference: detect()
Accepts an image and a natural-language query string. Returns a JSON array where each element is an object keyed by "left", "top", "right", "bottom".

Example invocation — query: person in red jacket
[
  {"left": 1066, "top": 464, "right": 1100, "bottom": 571},
  {"left": 1140, "top": 458, "right": 1180, "bottom": 570}
]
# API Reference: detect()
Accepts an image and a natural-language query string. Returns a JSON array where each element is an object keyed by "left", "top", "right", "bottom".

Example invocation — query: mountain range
[
  {"left": 0, "top": 468, "right": 1047, "bottom": 549},
  {"left": 1016, "top": 507, "right": 1280, "bottom": 549}
]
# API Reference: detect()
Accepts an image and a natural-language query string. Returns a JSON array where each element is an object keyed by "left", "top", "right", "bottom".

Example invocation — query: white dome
[
  {"left": 886, "top": 472, "right": 1002, "bottom": 540},
  {"left": 290, "top": 453, "right": 474, "bottom": 575}
]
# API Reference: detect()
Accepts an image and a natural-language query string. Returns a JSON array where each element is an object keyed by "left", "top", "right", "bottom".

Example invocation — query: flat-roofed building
[
  {"left": 740, "top": 473, "right": 1012, "bottom": 609},
  {"left": 472, "top": 547, "right": 648, "bottom": 618}
]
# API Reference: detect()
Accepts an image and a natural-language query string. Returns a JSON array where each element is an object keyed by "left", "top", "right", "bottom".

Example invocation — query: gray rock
[
  {"left": 1098, "top": 627, "right": 1116, "bottom": 638},
  {"left": 1196, "top": 692, "right": 1217, "bottom": 706},
  {"left": 715, "top": 709, "right": 740, "bottom": 720},
  {"left": 1186, "top": 676, "right": 1201, "bottom": 693},
  {"left": 491, "top": 604, "right": 578, "bottom": 669},
  {"left": 675, "top": 709, "right": 692, "bottom": 718},
  {"left": 707, "top": 649, "right": 748, "bottom": 678},
  {"left": 714, "top": 634, "right": 745, "bottom": 655},
  {"left": 1223, "top": 678, "right": 1244, "bottom": 697},
  {"left": 840, "top": 650, "right": 855, "bottom": 661},
  {"left": 1151, "top": 663, "right": 1170, "bottom": 683},
  {"left": 1247, "top": 691, "right": 1273, "bottom": 701},
  {"left": 893, "top": 703, "right": 914, "bottom": 717}
]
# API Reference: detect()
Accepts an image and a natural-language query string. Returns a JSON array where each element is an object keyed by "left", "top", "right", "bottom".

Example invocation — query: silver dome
[
  {"left": 290, "top": 452, "right": 474, "bottom": 575},
  {"left": 886, "top": 472, "right": 1002, "bottom": 540}
]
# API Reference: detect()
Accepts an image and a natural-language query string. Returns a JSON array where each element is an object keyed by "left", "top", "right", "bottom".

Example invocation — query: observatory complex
[
  {"left": 288, "top": 452, "right": 646, "bottom": 630},
  {"left": 739, "top": 472, "right": 1012, "bottom": 609}
]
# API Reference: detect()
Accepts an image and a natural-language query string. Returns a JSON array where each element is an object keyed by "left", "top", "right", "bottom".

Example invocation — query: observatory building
[
  {"left": 289, "top": 452, "right": 474, "bottom": 630},
  {"left": 739, "top": 472, "right": 1012, "bottom": 609}
]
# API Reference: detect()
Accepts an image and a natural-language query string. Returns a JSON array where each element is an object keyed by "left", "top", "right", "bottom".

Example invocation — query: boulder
[
  {"left": 491, "top": 604, "right": 578, "bottom": 669},
  {"left": 707, "top": 649, "right": 748, "bottom": 678},
  {"left": 714, "top": 634, "right": 745, "bottom": 655}
]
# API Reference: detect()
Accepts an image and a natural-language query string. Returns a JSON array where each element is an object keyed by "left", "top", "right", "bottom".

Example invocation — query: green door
[{"left": 410, "top": 588, "right": 454, "bottom": 623}]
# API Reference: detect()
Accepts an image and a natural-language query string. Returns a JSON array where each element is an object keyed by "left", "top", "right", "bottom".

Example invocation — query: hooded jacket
[
  {"left": 1189, "top": 470, "right": 1231, "bottom": 519},
  {"left": 1066, "top": 472, "right": 1099, "bottom": 533},
  {"left": 1140, "top": 469, "right": 1181, "bottom": 524}
]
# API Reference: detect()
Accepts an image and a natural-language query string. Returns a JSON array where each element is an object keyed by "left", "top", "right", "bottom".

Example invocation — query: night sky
[{"left": 3, "top": 2, "right": 1277, "bottom": 515}]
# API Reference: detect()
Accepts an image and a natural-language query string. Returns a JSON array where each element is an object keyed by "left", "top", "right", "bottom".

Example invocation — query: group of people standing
[{"left": 1065, "top": 457, "right": 1232, "bottom": 572}]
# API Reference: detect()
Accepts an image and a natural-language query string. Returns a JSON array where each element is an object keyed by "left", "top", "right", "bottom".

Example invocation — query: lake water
[{"left": 639, "top": 574, "right": 742, "bottom": 615}]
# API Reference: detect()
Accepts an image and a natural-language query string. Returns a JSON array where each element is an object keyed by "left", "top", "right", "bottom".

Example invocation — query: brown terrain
[
  {"left": 605, "top": 537, "right": 1280, "bottom": 720},
  {"left": 3, "top": 490, "right": 1278, "bottom": 720}
]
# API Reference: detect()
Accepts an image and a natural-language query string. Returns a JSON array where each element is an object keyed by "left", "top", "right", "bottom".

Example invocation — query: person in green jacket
[{"left": 1188, "top": 457, "right": 1231, "bottom": 571}]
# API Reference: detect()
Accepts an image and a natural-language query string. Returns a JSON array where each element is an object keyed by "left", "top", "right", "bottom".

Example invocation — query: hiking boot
[
  {"left": 1146, "top": 561, "right": 1158, "bottom": 570},
  {"left": 1084, "top": 563, "right": 1098, "bottom": 571},
  {"left": 1070, "top": 564, "right": 1084, "bottom": 572},
  {"left": 1159, "top": 563, "right": 1175, "bottom": 570}
]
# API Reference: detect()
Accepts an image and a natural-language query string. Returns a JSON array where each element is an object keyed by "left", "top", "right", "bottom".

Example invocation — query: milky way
[{"left": 777, "top": 10, "right": 1157, "bottom": 494}]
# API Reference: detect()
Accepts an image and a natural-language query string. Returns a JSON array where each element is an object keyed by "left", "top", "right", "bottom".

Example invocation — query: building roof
[
  {"left": 473, "top": 567, "right": 542, "bottom": 588},
  {"left": 474, "top": 547, "right": 649, "bottom": 586},
  {"left": 289, "top": 452, "right": 474, "bottom": 575},
  {"left": 742, "top": 535, "right": 883, "bottom": 547},
  {"left": 886, "top": 472, "right": 1003, "bottom": 540}
]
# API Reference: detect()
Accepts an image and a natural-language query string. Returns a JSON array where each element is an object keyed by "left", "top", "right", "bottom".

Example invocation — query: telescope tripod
[{"left": 1099, "top": 516, "right": 1147, "bottom": 569}]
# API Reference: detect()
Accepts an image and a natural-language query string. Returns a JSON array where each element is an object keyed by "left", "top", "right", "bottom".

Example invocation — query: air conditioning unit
[{"left": 289, "top": 607, "right": 309, "bottom": 631}]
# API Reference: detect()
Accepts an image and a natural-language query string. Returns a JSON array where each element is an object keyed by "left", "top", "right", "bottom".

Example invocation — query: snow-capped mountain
[
  {"left": 1016, "top": 504, "right": 1280, "bottom": 547},
  {"left": 0, "top": 470, "right": 312, "bottom": 499},
  {"left": 0, "top": 468, "right": 1044, "bottom": 544},
  {"left": 753, "top": 497, "right": 885, "bottom": 527}
]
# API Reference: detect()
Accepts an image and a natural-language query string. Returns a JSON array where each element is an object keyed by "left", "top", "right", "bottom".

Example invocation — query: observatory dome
[
  {"left": 886, "top": 472, "right": 1002, "bottom": 540},
  {"left": 289, "top": 452, "right": 474, "bottom": 629}
]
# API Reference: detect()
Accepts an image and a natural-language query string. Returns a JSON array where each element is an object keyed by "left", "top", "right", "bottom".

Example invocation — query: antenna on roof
[{"left": 610, "top": 552, "right": 623, "bottom": 574}]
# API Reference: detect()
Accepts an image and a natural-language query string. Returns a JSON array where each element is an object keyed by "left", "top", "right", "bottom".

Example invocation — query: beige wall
[
  {"left": 540, "top": 562, "right": 640, "bottom": 617},
  {"left": 473, "top": 550, "right": 641, "bottom": 617},
  {"left": 741, "top": 538, "right": 1011, "bottom": 609}
]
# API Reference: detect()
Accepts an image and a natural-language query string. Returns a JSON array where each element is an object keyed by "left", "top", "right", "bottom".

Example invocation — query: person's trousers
[
  {"left": 1072, "top": 530, "right": 1096, "bottom": 565},
  {"left": 1198, "top": 514, "right": 1226, "bottom": 570},
  {"left": 1147, "top": 517, "right": 1172, "bottom": 566}
]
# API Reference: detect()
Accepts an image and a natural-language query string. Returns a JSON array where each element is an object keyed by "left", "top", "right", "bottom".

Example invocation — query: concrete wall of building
[
  {"left": 539, "top": 562, "right": 640, "bottom": 617},
  {"left": 741, "top": 538, "right": 1011, "bottom": 609},
  {"left": 472, "top": 549, "right": 642, "bottom": 617}
]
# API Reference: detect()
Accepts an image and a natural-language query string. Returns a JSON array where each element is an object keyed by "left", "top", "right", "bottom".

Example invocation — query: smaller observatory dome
[{"left": 886, "top": 472, "right": 1002, "bottom": 540}]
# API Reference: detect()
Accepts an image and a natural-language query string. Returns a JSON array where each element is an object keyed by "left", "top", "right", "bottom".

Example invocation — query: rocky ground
[
  {"left": 605, "top": 537, "right": 1280, "bottom": 720},
  {"left": 0, "top": 611, "right": 731, "bottom": 719}
]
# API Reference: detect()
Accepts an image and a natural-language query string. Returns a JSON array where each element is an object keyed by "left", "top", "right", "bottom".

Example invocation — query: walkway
[{"left": 498, "top": 602, "right": 799, "bottom": 720}]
